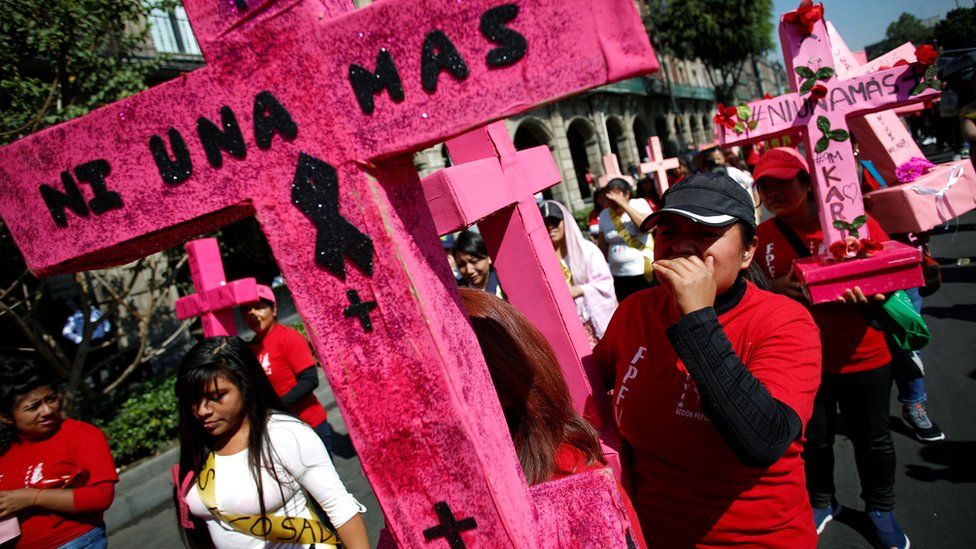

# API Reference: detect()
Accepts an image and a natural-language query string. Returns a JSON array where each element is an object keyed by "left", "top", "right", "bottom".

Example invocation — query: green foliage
[
  {"left": 865, "top": 13, "right": 934, "bottom": 60},
  {"left": 571, "top": 208, "right": 592, "bottom": 235},
  {"left": 645, "top": 0, "right": 775, "bottom": 103},
  {"left": 94, "top": 374, "right": 179, "bottom": 468},
  {"left": 0, "top": 0, "right": 172, "bottom": 145},
  {"left": 934, "top": 8, "right": 976, "bottom": 51}
]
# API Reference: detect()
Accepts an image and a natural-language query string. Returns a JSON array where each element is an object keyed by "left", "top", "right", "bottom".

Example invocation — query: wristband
[{"left": 31, "top": 488, "right": 42, "bottom": 507}]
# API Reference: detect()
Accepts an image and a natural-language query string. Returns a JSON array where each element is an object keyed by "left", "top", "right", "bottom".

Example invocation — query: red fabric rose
[
  {"left": 893, "top": 59, "right": 910, "bottom": 67},
  {"left": 784, "top": 0, "right": 824, "bottom": 35},
  {"left": 763, "top": 92, "right": 773, "bottom": 100},
  {"left": 859, "top": 238, "right": 884, "bottom": 255},
  {"left": 713, "top": 103, "right": 739, "bottom": 130},
  {"left": 915, "top": 44, "right": 938, "bottom": 66},
  {"left": 829, "top": 236, "right": 860, "bottom": 259},
  {"left": 811, "top": 84, "right": 828, "bottom": 99}
]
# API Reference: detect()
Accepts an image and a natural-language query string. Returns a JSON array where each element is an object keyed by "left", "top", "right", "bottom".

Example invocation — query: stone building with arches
[{"left": 414, "top": 53, "right": 723, "bottom": 213}]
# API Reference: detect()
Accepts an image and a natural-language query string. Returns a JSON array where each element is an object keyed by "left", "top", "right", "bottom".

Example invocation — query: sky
[{"left": 770, "top": 0, "right": 971, "bottom": 56}]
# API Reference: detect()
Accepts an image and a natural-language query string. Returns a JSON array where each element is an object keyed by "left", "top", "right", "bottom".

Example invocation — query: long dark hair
[
  {"left": 459, "top": 289, "right": 604, "bottom": 485},
  {"left": 0, "top": 359, "right": 58, "bottom": 454},
  {"left": 452, "top": 229, "right": 488, "bottom": 259},
  {"left": 175, "top": 337, "right": 289, "bottom": 548}
]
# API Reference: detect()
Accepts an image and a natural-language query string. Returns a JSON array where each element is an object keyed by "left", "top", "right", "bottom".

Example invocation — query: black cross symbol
[
  {"left": 343, "top": 290, "right": 378, "bottom": 332},
  {"left": 291, "top": 152, "right": 374, "bottom": 281},
  {"left": 422, "top": 501, "right": 477, "bottom": 548}
]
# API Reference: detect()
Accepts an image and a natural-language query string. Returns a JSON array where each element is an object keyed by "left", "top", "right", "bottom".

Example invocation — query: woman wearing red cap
[
  {"left": 752, "top": 147, "right": 909, "bottom": 549},
  {"left": 596, "top": 172, "right": 821, "bottom": 548},
  {"left": 241, "top": 285, "right": 334, "bottom": 456}
]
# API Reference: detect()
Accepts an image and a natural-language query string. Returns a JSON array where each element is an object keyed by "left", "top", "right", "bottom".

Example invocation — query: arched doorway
[
  {"left": 514, "top": 119, "right": 555, "bottom": 200},
  {"left": 633, "top": 117, "right": 652, "bottom": 162},
  {"left": 655, "top": 115, "right": 677, "bottom": 157},
  {"left": 701, "top": 114, "right": 712, "bottom": 145},
  {"left": 566, "top": 118, "right": 600, "bottom": 200},
  {"left": 690, "top": 115, "right": 701, "bottom": 148},
  {"left": 606, "top": 116, "right": 627, "bottom": 172},
  {"left": 674, "top": 115, "right": 686, "bottom": 152}
]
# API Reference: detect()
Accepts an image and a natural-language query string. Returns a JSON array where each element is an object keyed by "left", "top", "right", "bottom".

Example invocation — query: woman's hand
[
  {"left": 652, "top": 256, "right": 717, "bottom": 315},
  {"left": 605, "top": 188, "right": 628, "bottom": 207},
  {"left": 836, "top": 286, "right": 886, "bottom": 306},
  {"left": 569, "top": 285, "right": 584, "bottom": 299},
  {"left": 0, "top": 489, "right": 38, "bottom": 519},
  {"left": 771, "top": 267, "right": 805, "bottom": 301}
]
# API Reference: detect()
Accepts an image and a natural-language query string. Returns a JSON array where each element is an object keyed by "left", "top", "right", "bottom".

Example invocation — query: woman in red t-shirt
[
  {"left": 0, "top": 360, "right": 118, "bottom": 548},
  {"left": 752, "top": 147, "right": 908, "bottom": 549},
  {"left": 595, "top": 173, "right": 822, "bottom": 548},
  {"left": 459, "top": 288, "right": 645, "bottom": 547}
]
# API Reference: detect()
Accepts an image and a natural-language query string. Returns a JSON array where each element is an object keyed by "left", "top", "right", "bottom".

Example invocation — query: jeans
[
  {"left": 56, "top": 525, "right": 107, "bottom": 549},
  {"left": 804, "top": 364, "right": 896, "bottom": 511},
  {"left": 314, "top": 420, "right": 334, "bottom": 459},
  {"left": 893, "top": 287, "right": 927, "bottom": 404}
]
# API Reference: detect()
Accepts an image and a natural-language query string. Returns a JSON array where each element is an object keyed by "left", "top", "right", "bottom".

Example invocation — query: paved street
[{"left": 110, "top": 163, "right": 976, "bottom": 549}]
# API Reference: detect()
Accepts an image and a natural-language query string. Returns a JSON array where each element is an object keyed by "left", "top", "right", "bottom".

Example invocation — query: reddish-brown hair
[{"left": 459, "top": 288, "right": 604, "bottom": 485}]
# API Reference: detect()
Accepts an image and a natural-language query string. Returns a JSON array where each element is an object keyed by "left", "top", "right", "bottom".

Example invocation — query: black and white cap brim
[{"left": 640, "top": 207, "right": 737, "bottom": 231}]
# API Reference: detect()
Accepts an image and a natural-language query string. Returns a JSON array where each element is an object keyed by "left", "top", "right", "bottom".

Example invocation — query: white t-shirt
[
  {"left": 598, "top": 198, "right": 654, "bottom": 277},
  {"left": 186, "top": 414, "right": 365, "bottom": 548}
]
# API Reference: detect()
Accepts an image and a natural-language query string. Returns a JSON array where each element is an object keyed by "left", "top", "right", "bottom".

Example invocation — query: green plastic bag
[{"left": 877, "top": 290, "right": 931, "bottom": 351}]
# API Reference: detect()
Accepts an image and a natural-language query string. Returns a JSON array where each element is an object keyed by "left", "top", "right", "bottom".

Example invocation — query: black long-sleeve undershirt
[
  {"left": 281, "top": 366, "right": 319, "bottom": 407},
  {"left": 666, "top": 306, "right": 802, "bottom": 469}
]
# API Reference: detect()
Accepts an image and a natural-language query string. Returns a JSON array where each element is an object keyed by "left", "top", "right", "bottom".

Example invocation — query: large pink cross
[
  {"left": 596, "top": 153, "right": 634, "bottom": 189},
  {"left": 421, "top": 121, "right": 622, "bottom": 475},
  {"left": 826, "top": 23, "right": 927, "bottom": 184},
  {"left": 0, "top": 0, "right": 655, "bottom": 545},
  {"left": 174, "top": 238, "right": 260, "bottom": 337},
  {"left": 716, "top": 3, "right": 937, "bottom": 301},
  {"left": 638, "top": 136, "right": 679, "bottom": 196}
]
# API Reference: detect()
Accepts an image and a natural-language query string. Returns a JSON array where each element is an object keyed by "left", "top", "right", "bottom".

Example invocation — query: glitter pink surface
[{"left": 0, "top": 0, "right": 654, "bottom": 545}]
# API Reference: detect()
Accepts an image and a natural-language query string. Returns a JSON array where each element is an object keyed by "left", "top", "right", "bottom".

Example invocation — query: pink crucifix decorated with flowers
[
  {"left": 0, "top": 0, "right": 656, "bottom": 545},
  {"left": 596, "top": 153, "right": 634, "bottom": 188},
  {"left": 638, "top": 136, "right": 679, "bottom": 196},
  {"left": 715, "top": 1, "right": 938, "bottom": 301},
  {"left": 174, "top": 237, "right": 260, "bottom": 337}
]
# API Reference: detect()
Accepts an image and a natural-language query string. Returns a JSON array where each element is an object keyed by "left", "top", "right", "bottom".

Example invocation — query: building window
[{"left": 148, "top": 5, "right": 201, "bottom": 55}]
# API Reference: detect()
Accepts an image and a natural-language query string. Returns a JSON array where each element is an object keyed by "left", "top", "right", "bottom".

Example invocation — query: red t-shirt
[
  {"left": 755, "top": 216, "right": 892, "bottom": 374},
  {"left": 595, "top": 282, "right": 820, "bottom": 548},
  {"left": 249, "top": 323, "right": 327, "bottom": 427},
  {"left": 0, "top": 418, "right": 118, "bottom": 548}
]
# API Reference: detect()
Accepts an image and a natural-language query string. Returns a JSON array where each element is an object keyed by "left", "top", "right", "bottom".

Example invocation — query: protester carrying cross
[
  {"left": 596, "top": 172, "right": 821, "bottom": 547},
  {"left": 752, "top": 147, "right": 909, "bottom": 549},
  {"left": 173, "top": 337, "right": 368, "bottom": 548},
  {"left": 596, "top": 178, "right": 654, "bottom": 301},
  {"left": 240, "top": 285, "right": 334, "bottom": 456}
]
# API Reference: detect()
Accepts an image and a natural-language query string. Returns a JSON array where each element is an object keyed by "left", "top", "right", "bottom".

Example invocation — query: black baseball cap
[
  {"left": 539, "top": 201, "right": 564, "bottom": 221},
  {"left": 639, "top": 172, "right": 756, "bottom": 232}
]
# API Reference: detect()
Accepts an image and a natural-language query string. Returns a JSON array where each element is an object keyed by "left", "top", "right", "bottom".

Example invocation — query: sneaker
[
  {"left": 812, "top": 500, "right": 842, "bottom": 534},
  {"left": 867, "top": 509, "right": 910, "bottom": 549},
  {"left": 902, "top": 403, "right": 946, "bottom": 443}
]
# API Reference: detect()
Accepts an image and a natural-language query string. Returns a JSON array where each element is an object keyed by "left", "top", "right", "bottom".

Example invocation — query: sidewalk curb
[{"left": 106, "top": 446, "right": 179, "bottom": 531}]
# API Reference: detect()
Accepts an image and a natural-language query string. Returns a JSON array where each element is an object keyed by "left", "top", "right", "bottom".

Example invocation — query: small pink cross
[
  {"left": 596, "top": 153, "right": 634, "bottom": 189},
  {"left": 174, "top": 237, "right": 260, "bottom": 337},
  {"left": 638, "top": 136, "right": 679, "bottom": 196}
]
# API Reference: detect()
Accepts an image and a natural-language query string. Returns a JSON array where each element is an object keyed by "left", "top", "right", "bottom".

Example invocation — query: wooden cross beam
[
  {"left": 0, "top": 0, "right": 655, "bottom": 545},
  {"left": 596, "top": 153, "right": 634, "bottom": 189}
]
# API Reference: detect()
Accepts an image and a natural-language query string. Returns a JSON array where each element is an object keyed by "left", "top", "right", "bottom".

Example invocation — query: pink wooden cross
[
  {"left": 638, "top": 136, "right": 679, "bottom": 196},
  {"left": 596, "top": 153, "right": 634, "bottom": 188},
  {"left": 421, "top": 121, "right": 622, "bottom": 475},
  {"left": 174, "top": 237, "right": 260, "bottom": 337},
  {"left": 716, "top": 3, "right": 937, "bottom": 301},
  {"left": 827, "top": 23, "right": 928, "bottom": 184},
  {"left": 0, "top": 0, "right": 655, "bottom": 545}
]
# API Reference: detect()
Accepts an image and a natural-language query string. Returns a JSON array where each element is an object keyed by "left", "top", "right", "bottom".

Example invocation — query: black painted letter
[
  {"left": 349, "top": 49, "right": 405, "bottom": 115},
  {"left": 75, "top": 159, "right": 122, "bottom": 214},
  {"left": 149, "top": 128, "right": 193, "bottom": 186},
  {"left": 253, "top": 91, "right": 298, "bottom": 150},
  {"left": 40, "top": 172, "right": 89, "bottom": 228},
  {"left": 196, "top": 106, "right": 247, "bottom": 168},
  {"left": 480, "top": 4, "right": 527, "bottom": 68},
  {"left": 421, "top": 30, "right": 470, "bottom": 93}
]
